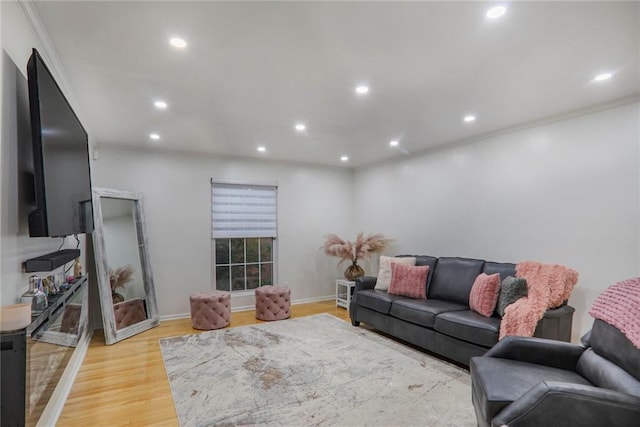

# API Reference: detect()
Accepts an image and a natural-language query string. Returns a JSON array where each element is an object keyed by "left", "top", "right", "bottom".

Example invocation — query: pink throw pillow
[
  {"left": 469, "top": 273, "right": 501, "bottom": 317},
  {"left": 388, "top": 263, "right": 429, "bottom": 299}
]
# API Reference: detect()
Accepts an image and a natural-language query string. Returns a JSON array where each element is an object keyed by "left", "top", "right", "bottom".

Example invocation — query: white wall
[
  {"left": 1, "top": 1, "right": 89, "bottom": 307},
  {"left": 354, "top": 102, "right": 640, "bottom": 341},
  {"left": 91, "top": 147, "right": 354, "bottom": 316}
]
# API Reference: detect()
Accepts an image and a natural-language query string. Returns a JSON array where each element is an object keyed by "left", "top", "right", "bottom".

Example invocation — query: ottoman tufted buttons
[
  {"left": 190, "top": 290, "right": 231, "bottom": 330},
  {"left": 255, "top": 286, "right": 291, "bottom": 321}
]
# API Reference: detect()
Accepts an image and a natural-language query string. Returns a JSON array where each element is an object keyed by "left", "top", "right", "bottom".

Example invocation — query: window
[{"left": 211, "top": 181, "right": 277, "bottom": 292}]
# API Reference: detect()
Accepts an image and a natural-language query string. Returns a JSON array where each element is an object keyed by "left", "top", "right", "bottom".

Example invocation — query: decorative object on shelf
[
  {"left": 109, "top": 265, "right": 135, "bottom": 304},
  {"left": 20, "top": 275, "right": 48, "bottom": 315},
  {"left": 19, "top": 275, "right": 38, "bottom": 312},
  {"left": 73, "top": 258, "right": 83, "bottom": 278},
  {"left": 323, "top": 232, "right": 392, "bottom": 280}
]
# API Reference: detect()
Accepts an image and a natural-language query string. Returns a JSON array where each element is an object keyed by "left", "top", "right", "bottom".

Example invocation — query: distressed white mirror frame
[{"left": 91, "top": 187, "right": 159, "bottom": 344}]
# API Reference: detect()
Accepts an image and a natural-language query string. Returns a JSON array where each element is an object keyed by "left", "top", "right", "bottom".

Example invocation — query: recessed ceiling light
[
  {"left": 257, "top": 146, "right": 266, "bottom": 152},
  {"left": 389, "top": 140, "right": 399, "bottom": 147},
  {"left": 486, "top": 6, "right": 507, "bottom": 19},
  {"left": 340, "top": 155, "right": 349, "bottom": 162},
  {"left": 169, "top": 37, "right": 187, "bottom": 48},
  {"left": 463, "top": 115, "right": 476, "bottom": 123},
  {"left": 295, "top": 123, "right": 306, "bottom": 132},
  {"left": 149, "top": 133, "right": 160, "bottom": 140},
  {"left": 355, "top": 85, "right": 369, "bottom": 95},
  {"left": 593, "top": 72, "right": 613, "bottom": 82},
  {"left": 154, "top": 100, "right": 168, "bottom": 109}
]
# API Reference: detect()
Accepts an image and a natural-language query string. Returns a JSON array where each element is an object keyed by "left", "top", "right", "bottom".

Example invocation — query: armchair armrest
[
  {"left": 354, "top": 276, "right": 377, "bottom": 292},
  {"left": 484, "top": 336, "right": 585, "bottom": 371},
  {"left": 493, "top": 381, "right": 640, "bottom": 427}
]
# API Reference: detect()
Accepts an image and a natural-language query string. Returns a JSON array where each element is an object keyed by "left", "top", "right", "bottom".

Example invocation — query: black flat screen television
[{"left": 27, "top": 48, "right": 93, "bottom": 237}]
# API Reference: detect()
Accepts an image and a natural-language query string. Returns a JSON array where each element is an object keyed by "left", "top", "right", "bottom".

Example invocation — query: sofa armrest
[
  {"left": 349, "top": 276, "right": 377, "bottom": 325},
  {"left": 492, "top": 381, "right": 640, "bottom": 427},
  {"left": 541, "top": 304, "right": 575, "bottom": 319},
  {"left": 483, "top": 336, "right": 585, "bottom": 371},
  {"left": 354, "top": 276, "right": 377, "bottom": 292}
]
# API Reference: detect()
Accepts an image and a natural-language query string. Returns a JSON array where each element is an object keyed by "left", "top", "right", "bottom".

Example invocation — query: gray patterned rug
[{"left": 159, "top": 313, "right": 475, "bottom": 426}]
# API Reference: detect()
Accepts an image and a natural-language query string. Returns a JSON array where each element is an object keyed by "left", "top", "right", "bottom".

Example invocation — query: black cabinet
[{"left": 0, "top": 329, "right": 26, "bottom": 427}]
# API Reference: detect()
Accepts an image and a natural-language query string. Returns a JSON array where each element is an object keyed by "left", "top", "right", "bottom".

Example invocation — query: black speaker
[{"left": 24, "top": 249, "right": 80, "bottom": 272}]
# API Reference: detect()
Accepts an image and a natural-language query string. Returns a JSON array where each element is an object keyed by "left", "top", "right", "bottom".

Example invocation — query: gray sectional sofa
[{"left": 349, "top": 255, "right": 575, "bottom": 366}]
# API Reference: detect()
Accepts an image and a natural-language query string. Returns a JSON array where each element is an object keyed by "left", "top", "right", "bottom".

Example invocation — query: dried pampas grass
[
  {"left": 109, "top": 265, "right": 135, "bottom": 291},
  {"left": 323, "top": 232, "right": 392, "bottom": 265}
]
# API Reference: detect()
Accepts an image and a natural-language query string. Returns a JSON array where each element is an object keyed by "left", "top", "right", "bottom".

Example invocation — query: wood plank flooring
[{"left": 57, "top": 300, "right": 350, "bottom": 426}]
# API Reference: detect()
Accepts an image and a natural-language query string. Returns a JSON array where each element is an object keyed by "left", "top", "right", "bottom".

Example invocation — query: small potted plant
[{"left": 323, "top": 232, "right": 392, "bottom": 280}]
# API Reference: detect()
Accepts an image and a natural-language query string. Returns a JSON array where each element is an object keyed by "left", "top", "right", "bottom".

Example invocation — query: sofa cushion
[
  {"left": 469, "top": 273, "right": 501, "bottom": 317},
  {"left": 496, "top": 276, "right": 528, "bottom": 317},
  {"left": 428, "top": 257, "right": 485, "bottom": 305},
  {"left": 390, "top": 298, "right": 468, "bottom": 328},
  {"left": 374, "top": 256, "right": 417, "bottom": 291},
  {"left": 482, "top": 261, "right": 516, "bottom": 281},
  {"left": 470, "top": 357, "right": 593, "bottom": 423},
  {"left": 356, "top": 289, "right": 407, "bottom": 315},
  {"left": 397, "top": 255, "right": 438, "bottom": 290},
  {"left": 435, "top": 310, "right": 501, "bottom": 347},
  {"left": 388, "top": 263, "right": 429, "bottom": 299}
]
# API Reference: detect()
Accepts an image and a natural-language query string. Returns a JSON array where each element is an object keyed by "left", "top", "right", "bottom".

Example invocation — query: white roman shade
[{"left": 211, "top": 182, "right": 277, "bottom": 238}]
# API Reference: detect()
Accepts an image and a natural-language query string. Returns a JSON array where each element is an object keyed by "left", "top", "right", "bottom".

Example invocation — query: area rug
[{"left": 159, "top": 314, "right": 475, "bottom": 426}]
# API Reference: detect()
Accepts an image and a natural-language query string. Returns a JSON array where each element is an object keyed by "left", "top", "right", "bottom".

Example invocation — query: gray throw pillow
[{"left": 496, "top": 276, "right": 528, "bottom": 317}]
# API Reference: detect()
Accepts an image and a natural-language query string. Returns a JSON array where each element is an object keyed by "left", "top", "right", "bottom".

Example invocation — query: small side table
[{"left": 336, "top": 279, "right": 356, "bottom": 312}]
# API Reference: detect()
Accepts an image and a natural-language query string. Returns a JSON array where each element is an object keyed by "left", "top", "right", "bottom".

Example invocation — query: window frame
[{"left": 210, "top": 179, "right": 278, "bottom": 295}]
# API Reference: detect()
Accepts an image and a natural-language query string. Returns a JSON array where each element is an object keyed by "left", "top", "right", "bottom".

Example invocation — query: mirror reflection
[
  {"left": 31, "top": 284, "right": 87, "bottom": 346},
  {"left": 92, "top": 188, "right": 159, "bottom": 345},
  {"left": 101, "top": 198, "right": 148, "bottom": 330}
]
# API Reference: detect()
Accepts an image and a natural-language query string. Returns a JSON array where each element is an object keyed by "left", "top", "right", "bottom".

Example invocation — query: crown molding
[
  {"left": 17, "top": 0, "right": 91, "bottom": 133},
  {"left": 17, "top": 1, "right": 67, "bottom": 88},
  {"left": 356, "top": 93, "right": 640, "bottom": 171}
]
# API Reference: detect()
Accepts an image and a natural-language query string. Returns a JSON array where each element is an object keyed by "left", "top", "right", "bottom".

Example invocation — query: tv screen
[{"left": 27, "top": 48, "right": 93, "bottom": 237}]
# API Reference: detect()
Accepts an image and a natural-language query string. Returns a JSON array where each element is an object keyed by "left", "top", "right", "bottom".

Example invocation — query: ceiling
[{"left": 31, "top": 1, "right": 640, "bottom": 168}]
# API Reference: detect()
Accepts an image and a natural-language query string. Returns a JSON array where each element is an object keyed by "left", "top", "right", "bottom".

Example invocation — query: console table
[{"left": 0, "top": 275, "right": 88, "bottom": 426}]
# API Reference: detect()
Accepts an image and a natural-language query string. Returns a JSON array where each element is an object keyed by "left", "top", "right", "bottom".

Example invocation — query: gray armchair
[{"left": 470, "top": 319, "right": 640, "bottom": 427}]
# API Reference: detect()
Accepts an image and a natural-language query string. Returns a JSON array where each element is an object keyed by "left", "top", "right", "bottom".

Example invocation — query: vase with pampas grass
[
  {"left": 109, "top": 265, "right": 135, "bottom": 303},
  {"left": 323, "top": 232, "right": 392, "bottom": 280}
]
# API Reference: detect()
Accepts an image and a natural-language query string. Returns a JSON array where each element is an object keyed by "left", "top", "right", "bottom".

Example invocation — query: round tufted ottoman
[
  {"left": 190, "top": 290, "right": 231, "bottom": 330},
  {"left": 255, "top": 286, "right": 291, "bottom": 321}
]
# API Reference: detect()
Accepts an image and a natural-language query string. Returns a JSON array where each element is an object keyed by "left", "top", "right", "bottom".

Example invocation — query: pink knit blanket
[
  {"left": 589, "top": 277, "right": 640, "bottom": 349},
  {"left": 499, "top": 261, "right": 579, "bottom": 340}
]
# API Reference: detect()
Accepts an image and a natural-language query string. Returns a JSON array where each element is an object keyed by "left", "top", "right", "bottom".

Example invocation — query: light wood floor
[{"left": 57, "top": 300, "right": 350, "bottom": 426}]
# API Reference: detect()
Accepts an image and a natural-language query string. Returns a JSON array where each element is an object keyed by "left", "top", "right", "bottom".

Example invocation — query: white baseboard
[
  {"left": 159, "top": 294, "right": 335, "bottom": 322},
  {"left": 36, "top": 326, "right": 93, "bottom": 427},
  {"left": 291, "top": 294, "right": 335, "bottom": 305}
]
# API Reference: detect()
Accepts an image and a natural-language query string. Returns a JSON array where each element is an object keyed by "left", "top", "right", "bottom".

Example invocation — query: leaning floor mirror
[{"left": 91, "top": 187, "right": 159, "bottom": 344}]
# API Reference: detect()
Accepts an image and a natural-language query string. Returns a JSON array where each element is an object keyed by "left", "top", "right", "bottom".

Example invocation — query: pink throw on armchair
[{"left": 499, "top": 261, "right": 578, "bottom": 340}]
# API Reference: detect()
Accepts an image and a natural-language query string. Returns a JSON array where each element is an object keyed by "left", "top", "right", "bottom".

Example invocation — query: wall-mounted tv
[{"left": 27, "top": 48, "right": 93, "bottom": 237}]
